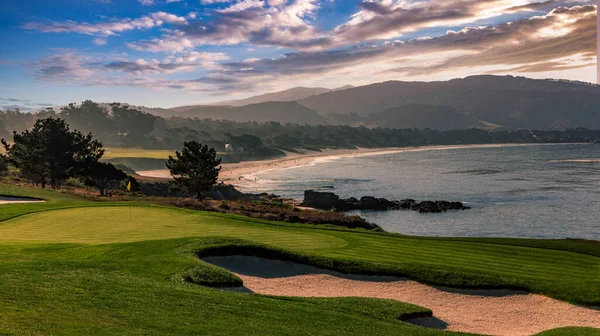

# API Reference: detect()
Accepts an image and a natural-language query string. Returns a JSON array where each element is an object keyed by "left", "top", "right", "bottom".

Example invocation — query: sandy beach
[{"left": 136, "top": 143, "right": 591, "bottom": 192}]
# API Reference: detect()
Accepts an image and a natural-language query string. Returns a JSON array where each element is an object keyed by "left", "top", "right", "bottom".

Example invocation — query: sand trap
[
  {"left": 0, "top": 196, "right": 45, "bottom": 204},
  {"left": 203, "top": 256, "right": 600, "bottom": 336}
]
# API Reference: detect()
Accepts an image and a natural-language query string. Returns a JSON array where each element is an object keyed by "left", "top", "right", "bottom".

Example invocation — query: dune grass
[{"left": 0, "top": 183, "right": 599, "bottom": 335}]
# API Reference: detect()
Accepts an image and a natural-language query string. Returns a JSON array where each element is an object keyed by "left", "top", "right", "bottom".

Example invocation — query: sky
[{"left": 0, "top": 0, "right": 597, "bottom": 110}]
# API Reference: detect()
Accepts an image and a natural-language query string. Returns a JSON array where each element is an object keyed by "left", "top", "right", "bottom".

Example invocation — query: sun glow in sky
[{"left": 0, "top": 0, "right": 597, "bottom": 109}]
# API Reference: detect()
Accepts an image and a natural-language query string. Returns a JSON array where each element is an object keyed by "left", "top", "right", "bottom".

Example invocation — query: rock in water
[{"left": 301, "top": 190, "right": 470, "bottom": 213}]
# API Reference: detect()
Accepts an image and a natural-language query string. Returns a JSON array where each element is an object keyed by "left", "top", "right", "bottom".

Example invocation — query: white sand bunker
[
  {"left": 203, "top": 256, "right": 600, "bottom": 336},
  {"left": 0, "top": 196, "right": 45, "bottom": 204}
]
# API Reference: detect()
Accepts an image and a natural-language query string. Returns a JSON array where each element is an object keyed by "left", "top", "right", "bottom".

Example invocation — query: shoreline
[{"left": 136, "top": 142, "right": 592, "bottom": 192}]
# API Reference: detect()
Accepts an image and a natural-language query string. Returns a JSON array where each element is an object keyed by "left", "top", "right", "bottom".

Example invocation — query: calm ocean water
[{"left": 241, "top": 144, "right": 600, "bottom": 239}]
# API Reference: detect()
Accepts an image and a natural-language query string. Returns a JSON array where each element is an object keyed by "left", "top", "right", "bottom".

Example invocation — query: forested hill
[
  {"left": 298, "top": 75, "right": 600, "bottom": 130},
  {"left": 2, "top": 101, "right": 600, "bottom": 159},
  {"left": 366, "top": 105, "right": 488, "bottom": 131},
  {"left": 213, "top": 87, "right": 333, "bottom": 106},
  {"left": 151, "top": 101, "right": 325, "bottom": 125}
]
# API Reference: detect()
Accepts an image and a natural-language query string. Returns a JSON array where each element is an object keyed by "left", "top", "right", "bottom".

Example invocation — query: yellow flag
[{"left": 127, "top": 181, "right": 131, "bottom": 192}]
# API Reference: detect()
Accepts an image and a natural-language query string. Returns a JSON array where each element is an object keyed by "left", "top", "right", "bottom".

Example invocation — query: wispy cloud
[
  {"left": 24, "top": 4, "right": 596, "bottom": 95},
  {"left": 24, "top": 11, "right": 188, "bottom": 36}
]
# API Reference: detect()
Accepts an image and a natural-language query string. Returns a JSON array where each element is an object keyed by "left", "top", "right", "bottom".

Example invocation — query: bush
[{"left": 64, "top": 177, "right": 86, "bottom": 188}]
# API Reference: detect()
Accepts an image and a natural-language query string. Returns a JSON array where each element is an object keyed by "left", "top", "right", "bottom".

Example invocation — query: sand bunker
[
  {"left": 0, "top": 196, "right": 45, "bottom": 204},
  {"left": 203, "top": 256, "right": 600, "bottom": 336}
]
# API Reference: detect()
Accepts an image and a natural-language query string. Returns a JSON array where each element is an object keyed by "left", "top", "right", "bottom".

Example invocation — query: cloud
[
  {"left": 200, "top": 4, "right": 598, "bottom": 92},
  {"left": 93, "top": 38, "right": 108, "bottom": 46},
  {"left": 125, "top": 0, "right": 595, "bottom": 54},
  {"left": 0, "top": 97, "right": 56, "bottom": 112},
  {"left": 21, "top": 2, "right": 598, "bottom": 97},
  {"left": 25, "top": 51, "right": 230, "bottom": 93},
  {"left": 127, "top": 0, "right": 327, "bottom": 52},
  {"left": 330, "top": 0, "right": 594, "bottom": 46},
  {"left": 24, "top": 11, "right": 188, "bottom": 36},
  {"left": 23, "top": 5, "right": 597, "bottom": 95},
  {"left": 200, "top": 0, "right": 232, "bottom": 3},
  {"left": 383, "top": 5, "right": 597, "bottom": 76}
]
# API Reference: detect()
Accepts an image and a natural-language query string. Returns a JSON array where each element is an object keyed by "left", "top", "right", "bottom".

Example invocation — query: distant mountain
[
  {"left": 213, "top": 86, "right": 354, "bottom": 106},
  {"left": 149, "top": 101, "right": 325, "bottom": 125},
  {"left": 299, "top": 76, "right": 600, "bottom": 130},
  {"left": 369, "top": 105, "right": 487, "bottom": 131}
]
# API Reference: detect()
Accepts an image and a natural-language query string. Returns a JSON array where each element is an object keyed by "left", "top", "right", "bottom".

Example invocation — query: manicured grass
[
  {"left": 102, "top": 147, "right": 176, "bottom": 159},
  {"left": 0, "top": 206, "right": 347, "bottom": 249},
  {"left": 1, "top": 184, "right": 599, "bottom": 335},
  {"left": 536, "top": 329, "right": 600, "bottom": 336}
]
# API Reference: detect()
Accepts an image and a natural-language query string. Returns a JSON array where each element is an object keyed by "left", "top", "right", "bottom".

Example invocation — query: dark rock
[
  {"left": 358, "top": 196, "right": 395, "bottom": 211},
  {"left": 301, "top": 190, "right": 340, "bottom": 210},
  {"left": 301, "top": 190, "right": 470, "bottom": 214},
  {"left": 399, "top": 199, "right": 416, "bottom": 209},
  {"left": 416, "top": 201, "right": 442, "bottom": 213}
]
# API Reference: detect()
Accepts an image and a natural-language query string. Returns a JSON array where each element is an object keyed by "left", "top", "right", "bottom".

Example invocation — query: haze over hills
[
  {"left": 150, "top": 101, "right": 326, "bottom": 125},
  {"left": 131, "top": 75, "right": 600, "bottom": 130},
  {"left": 213, "top": 86, "right": 354, "bottom": 107},
  {"left": 368, "top": 105, "right": 488, "bottom": 131},
  {"left": 299, "top": 76, "right": 600, "bottom": 130}
]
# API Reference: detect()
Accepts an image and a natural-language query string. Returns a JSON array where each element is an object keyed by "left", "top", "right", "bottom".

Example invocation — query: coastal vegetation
[
  {"left": 2, "top": 101, "right": 600, "bottom": 170},
  {"left": 166, "top": 141, "right": 222, "bottom": 199},
  {"left": 1, "top": 117, "right": 130, "bottom": 196},
  {"left": 0, "top": 183, "right": 599, "bottom": 335}
]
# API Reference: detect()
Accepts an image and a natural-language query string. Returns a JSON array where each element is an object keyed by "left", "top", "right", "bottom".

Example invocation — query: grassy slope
[
  {"left": 0, "top": 183, "right": 599, "bottom": 335},
  {"left": 103, "top": 147, "right": 176, "bottom": 159}
]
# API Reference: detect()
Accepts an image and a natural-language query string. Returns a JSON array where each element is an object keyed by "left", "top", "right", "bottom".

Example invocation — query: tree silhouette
[
  {"left": 2, "top": 117, "right": 104, "bottom": 188},
  {"left": 166, "top": 141, "right": 221, "bottom": 199},
  {"left": 85, "top": 162, "right": 127, "bottom": 196}
]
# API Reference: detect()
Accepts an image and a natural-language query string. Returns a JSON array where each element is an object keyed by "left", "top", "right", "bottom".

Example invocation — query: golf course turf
[{"left": 0, "top": 183, "right": 599, "bottom": 335}]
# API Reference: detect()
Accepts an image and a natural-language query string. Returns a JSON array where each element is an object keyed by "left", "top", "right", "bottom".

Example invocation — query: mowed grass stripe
[
  {"left": 328, "top": 251, "right": 594, "bottom": 281},
  {"left": 0, "top": 207, "right": 348, "bottom": 250},
  {"left": 336, "top": 245, "right": 596, "bottom": 276},
  {"left": 332, "top": 239, "right": 599, "bottom": 278},
  {"left": 327, "top": 250, "right": 594, "bottom": 280},
  {"left": 350, "top": 235, "right": 600, "bottom": 269}
]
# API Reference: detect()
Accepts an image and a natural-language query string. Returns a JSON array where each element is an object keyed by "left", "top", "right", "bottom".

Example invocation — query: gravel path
[{"left": 204, "top": 256, "right": 600, "bottom": 336}]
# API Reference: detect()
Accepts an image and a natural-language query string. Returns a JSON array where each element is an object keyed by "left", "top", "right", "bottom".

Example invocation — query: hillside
[
  {"left": 299, "top": 76, "right": 600, "bottom": 130},
  {"left": 149, "top": 101, "right": 326, "bottom": 125},
  {"left": 369, "top": 105, "right": 487, "bottom": 131},
  {"left": 212, "top": 86, "right": 355, "bottom": 106},
  {"left": 214, "top": 87, "right": 331, "bottom": 106}
]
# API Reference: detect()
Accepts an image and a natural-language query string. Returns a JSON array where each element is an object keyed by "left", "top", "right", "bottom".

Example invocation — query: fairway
[
  {"left": 102, "top": 148, "right": 175, "bottom": 159},
  {"left": 1, "top": 204, "right": 599, "bottom": 303},
  {"left": 0, "top": 206, "right": 347, "bottom": 249},
  {"left": 1, "top": 185, "right": 599, "bottom": 335}
]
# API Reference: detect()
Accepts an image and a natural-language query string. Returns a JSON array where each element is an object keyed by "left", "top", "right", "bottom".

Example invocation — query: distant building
[{"left": 225, "top": 143, "right": 244, "bottom": 153}]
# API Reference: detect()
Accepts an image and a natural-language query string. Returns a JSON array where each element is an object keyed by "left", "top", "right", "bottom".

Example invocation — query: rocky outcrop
[{"left": 302, "top": 190, "right": 470, "bottom": 213}]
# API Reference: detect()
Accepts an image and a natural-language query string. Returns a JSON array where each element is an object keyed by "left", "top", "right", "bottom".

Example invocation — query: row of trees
[
  {"left": 5, "top": 101, "right": 600, "bottom": 157},
  {"left": 1, "top": 118, "right": 127, "bottom": 195},
  {"left": 1, "top": 116, "right": 223, "bottom": 198}
]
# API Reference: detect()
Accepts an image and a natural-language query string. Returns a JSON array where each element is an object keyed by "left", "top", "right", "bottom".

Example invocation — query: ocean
[{"left": 239, "top": 143, "right": 600, "bottom": 239}]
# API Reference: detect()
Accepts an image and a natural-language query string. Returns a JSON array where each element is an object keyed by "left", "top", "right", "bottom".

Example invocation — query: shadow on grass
[
  {"left": 404, "top": 316, "right": 449, "bottom": 330},
  {"left": 203, "top": 255, "right": 399, "bottom": 282},
  {"left": 432, "top": 286, "right": 528, "bottom": 297}
]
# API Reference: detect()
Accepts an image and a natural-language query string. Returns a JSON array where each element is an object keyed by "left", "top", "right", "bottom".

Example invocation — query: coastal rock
[
  {"left": 302, "top": 190, "right": 341, "bottom": 210},
  {"left": 301, "top": 190, "right": 470, "bottom": 214}
]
